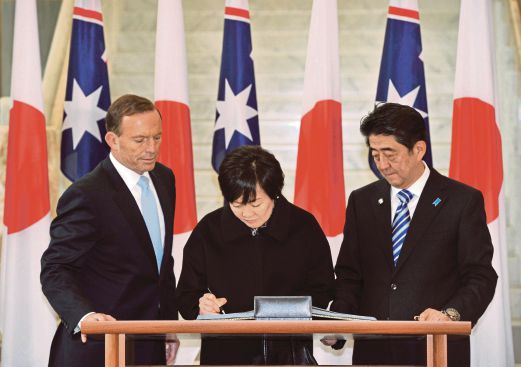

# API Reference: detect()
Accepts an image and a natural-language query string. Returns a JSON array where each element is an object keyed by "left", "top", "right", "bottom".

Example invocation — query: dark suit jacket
[
  {"left": 331, "top": 169, "right": 497, "bottom": 366},
  {"left": 41, "top": 157, "right": 177, "bottom": 367},
  {"left": 177, "top": 196, "right": 335, "bottom": 364}
]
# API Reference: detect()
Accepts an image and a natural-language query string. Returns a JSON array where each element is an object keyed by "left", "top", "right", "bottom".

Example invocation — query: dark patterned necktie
[{"left": 391, "top": 189, "right": 413, "bottom": 266}]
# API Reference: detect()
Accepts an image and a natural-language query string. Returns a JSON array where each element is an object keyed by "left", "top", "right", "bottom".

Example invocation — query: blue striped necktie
[
  {"left": 137, "top": 176, "right": 163, "bottom": 271},
  {"left": 392, "top": 189, "right": 413, "bottom": 266}
]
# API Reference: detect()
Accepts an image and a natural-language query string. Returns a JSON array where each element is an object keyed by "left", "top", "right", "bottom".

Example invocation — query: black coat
[
  {"left": 177, "top": 196, "right": 335, "bottom": 364},
  {"left": 41, "top": 158, "right": 177, "bottom": 366},
  {"left": 331, "top": 169, "right": 497, "bottom": 366}
]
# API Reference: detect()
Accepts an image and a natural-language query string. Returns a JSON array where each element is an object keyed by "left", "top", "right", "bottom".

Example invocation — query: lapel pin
[
  {"left": 432, "top": 197, "right": 441, "bottom": 207},
  {"left": 378, "top": 198, "right": 384, "bottom": 205}
]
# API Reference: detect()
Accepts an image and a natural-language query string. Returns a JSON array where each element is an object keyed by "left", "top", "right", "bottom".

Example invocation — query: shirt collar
[
  {"left": 391, "top": 161, "right": 430, "bottom": 199},
  {"left": 109, "top": 153, "right": 151, "bottom": 191}
]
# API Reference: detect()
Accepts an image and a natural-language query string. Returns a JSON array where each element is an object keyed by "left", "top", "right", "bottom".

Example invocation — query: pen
[{"left": 207, "top": 287, "right": 226, "bottom": 314}]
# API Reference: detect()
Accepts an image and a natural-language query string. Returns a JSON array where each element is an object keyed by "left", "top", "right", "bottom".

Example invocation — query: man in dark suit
[
  {"left": 41, "top": 94, "right": 178, "bottom": 366},
  {"left": 330, "top": 103, "right": 497, "bottom": 366}
]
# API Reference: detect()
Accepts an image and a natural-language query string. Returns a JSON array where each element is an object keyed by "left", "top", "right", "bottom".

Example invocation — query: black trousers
[
  {"left": 201, "top": 335, "right": 316, "bottom": 365},
  {"left": 353, "top": 336, "right": 470, "bottom": 367}
]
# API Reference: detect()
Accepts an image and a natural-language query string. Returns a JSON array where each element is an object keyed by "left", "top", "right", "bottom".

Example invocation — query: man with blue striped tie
[{"left": 330, "top": 103, "right": 497, "bottom": 366}]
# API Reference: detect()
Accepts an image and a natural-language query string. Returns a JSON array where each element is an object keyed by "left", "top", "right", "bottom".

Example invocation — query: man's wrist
[
  {"left": 441, "top": 307, "right": 460, "bottom": 321},
  {"left": 75, "top": 311, "right": 96, "bottom": 333}
]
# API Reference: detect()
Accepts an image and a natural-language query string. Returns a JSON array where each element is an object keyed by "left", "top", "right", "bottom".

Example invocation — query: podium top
[{"left": 81, "top": 319, "right": 471, "bottom": 336}]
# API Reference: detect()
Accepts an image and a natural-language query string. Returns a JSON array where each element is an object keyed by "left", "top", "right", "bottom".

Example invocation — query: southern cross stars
[
  {"left": 385, "top": 80, "right": 428, "bottom": 118},
  {"left": 62, "top": 79, "right": 106, "bottom": 149},
  {"left": 215, "top": 79, "right": 258, "bottom": 148}
]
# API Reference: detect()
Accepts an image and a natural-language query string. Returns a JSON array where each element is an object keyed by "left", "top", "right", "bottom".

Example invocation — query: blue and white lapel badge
[{"left": 432, "top": 197, "right": 442, "bottom": 207}]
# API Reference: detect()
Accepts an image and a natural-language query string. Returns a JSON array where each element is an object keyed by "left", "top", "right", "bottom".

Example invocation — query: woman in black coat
[{"left": 177, "top": 145, "right": 335, "bottom": 365}]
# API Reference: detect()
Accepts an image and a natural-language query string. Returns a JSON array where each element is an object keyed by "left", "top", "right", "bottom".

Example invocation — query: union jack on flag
[
  {"left": 211, "top": 0, "right": 260, "bottom": 172},
  {"left": 61, "top": 1, "right": 110, "bottom": 181},
  {"left": 372, "top": 0, "right": 433, "bottom": 176}
]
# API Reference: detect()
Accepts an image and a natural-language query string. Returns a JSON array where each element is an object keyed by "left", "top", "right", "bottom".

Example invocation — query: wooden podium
[{"left": 82, "top": 319, "right": 471, "bottom": 367}]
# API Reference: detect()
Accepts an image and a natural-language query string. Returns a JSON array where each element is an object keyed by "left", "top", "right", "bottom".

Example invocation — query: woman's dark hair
[
  {"left": 218, "top": 146, "right": 284, "bottom": 204},
  {"left": 360, "top": 102, "right": 427, "bottom": 150}
]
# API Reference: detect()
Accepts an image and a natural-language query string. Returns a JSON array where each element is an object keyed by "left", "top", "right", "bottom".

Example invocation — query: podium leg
[
  {"left": 118, "top": 334, "right": 126, "bottom": 367},
  {"left": 427, "top": 334, "right": 447, "bottom": 367},
  {"left": 105, "top": 334, "right": 121, "bottom": 367}
]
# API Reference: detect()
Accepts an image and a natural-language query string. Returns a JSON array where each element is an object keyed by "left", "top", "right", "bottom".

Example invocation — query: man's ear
[
  {"left": 105, "top": 131, "right": 118, "bottom": 151},
  {"left": 414, "top": 140, "right": 427, "bottom": 160}
]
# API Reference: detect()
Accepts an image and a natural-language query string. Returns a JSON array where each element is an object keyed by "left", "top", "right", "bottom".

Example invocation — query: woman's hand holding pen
[{"left": 199, "top": 292, "right": 227, "bottom": 315}]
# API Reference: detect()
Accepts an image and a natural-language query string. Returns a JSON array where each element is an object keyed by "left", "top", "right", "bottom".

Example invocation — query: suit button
[{"left": 391, "top": 283, "right": 397, "bottom": 290}]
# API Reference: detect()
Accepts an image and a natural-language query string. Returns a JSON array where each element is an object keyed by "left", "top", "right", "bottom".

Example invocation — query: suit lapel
[
  {"left": 101, "top": 158, "right": 159, "bottom": 273},
  {"left": 370, "top": 180, "right": 395, "bottom": 270},
  {"left": 395, "top": 169, "right": 448, "bottom": 272},
  {"left": 149, "top": 169, "right": 174, "bottom": 274}
]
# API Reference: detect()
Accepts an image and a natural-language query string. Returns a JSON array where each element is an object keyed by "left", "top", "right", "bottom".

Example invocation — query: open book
[{"left": 196, "top": 306, "right": 376, "bottom": 321}]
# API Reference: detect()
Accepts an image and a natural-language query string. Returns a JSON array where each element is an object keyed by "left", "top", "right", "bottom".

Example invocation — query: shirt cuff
[{"left": 74, "top": 312, "right": 96, "bottom": 334}]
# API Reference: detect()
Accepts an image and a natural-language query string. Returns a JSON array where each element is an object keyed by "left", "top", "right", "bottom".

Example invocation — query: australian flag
[
  {"left": 372, "top": 1, "right": 433, "bottom": 177},
  {"left": 211, "top": 0, "right": 260, "bottom": 172},
  {"left": 61, "top": 1, "right": 110, "bottom": 181}
]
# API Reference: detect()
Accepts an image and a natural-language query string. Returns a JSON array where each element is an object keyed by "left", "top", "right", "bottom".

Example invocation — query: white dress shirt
[{"left": 390, "top": 161, "right": 430, "bottom": 222}]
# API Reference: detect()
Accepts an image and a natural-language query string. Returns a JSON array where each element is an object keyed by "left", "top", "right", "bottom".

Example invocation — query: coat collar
[
  {"left": 220, "top": 195, "right": 291, "bottom": 243},
  {"left": 370, "top": 179, "right": 394, "bottom": 271},
  {"left": 100, "top": 157, "right": 170, "bottom": 275},
  {"left": 394, "top": 168, "right": 449, "bottom": 273},
  {"left": 369, "top": 168, "right": 449, "bottom": 273}
]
